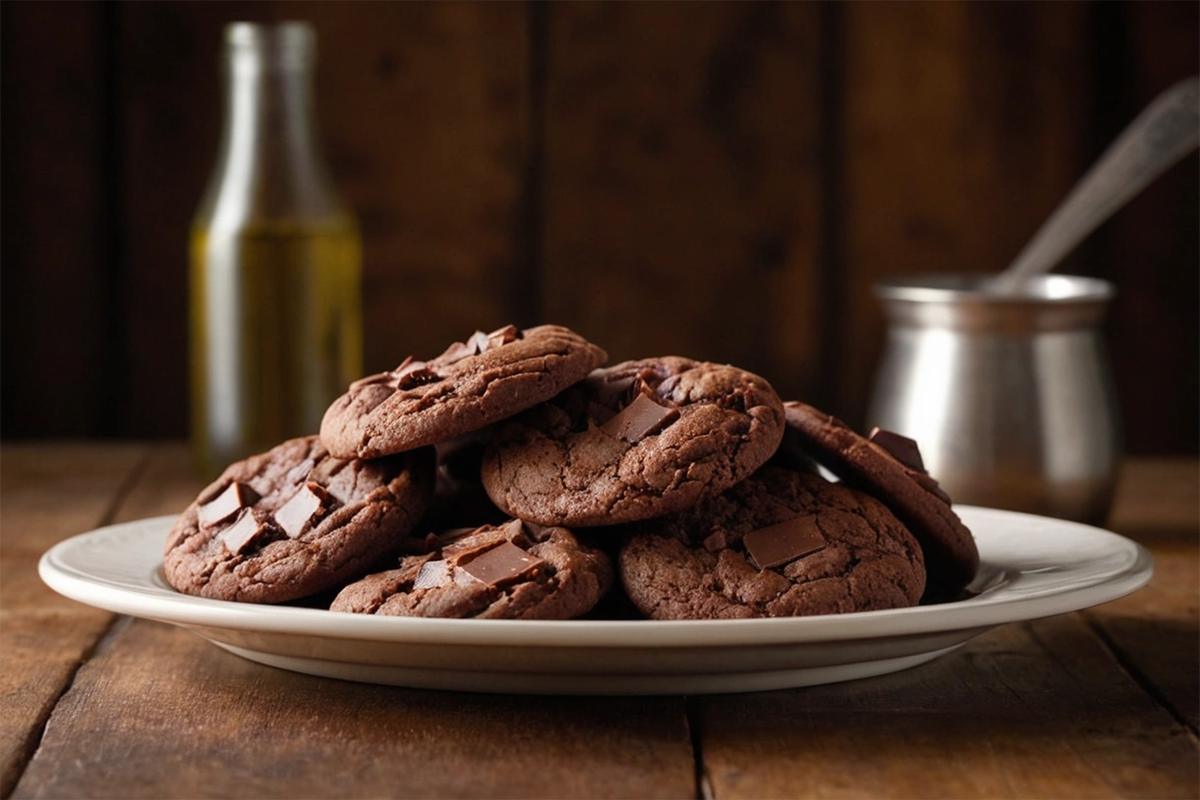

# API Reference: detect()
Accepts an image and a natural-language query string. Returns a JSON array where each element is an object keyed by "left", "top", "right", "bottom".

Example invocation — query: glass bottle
[{"left": 190, "top": 22, "right": 362, "bottom": 478}]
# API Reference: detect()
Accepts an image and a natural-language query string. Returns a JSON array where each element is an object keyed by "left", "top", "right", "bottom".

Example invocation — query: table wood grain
[{"left": 2, "top": 443, "right": 1196, "bottom": 799}]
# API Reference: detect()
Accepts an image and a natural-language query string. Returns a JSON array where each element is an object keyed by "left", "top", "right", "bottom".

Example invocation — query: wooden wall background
[{"left": 2, "top": 1, "right": 1197, "bottom": 454}]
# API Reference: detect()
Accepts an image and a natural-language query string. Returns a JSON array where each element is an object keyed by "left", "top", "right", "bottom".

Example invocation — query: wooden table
[{"left": 2, "top": 443, "right": 1197, "bottom": 799}]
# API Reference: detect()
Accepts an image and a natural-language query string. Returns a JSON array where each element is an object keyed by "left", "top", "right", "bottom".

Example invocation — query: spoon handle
[{"left": 991, "top": 76, "right": 1199, "bottom": 294}]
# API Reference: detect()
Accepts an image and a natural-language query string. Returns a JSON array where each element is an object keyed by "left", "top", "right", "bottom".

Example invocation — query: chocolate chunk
[
  {"left": 221, "top": 510, "right": 269, "bottom": 556},
  {"left": 199, "top": 481, "right": 258, "bottom": 527},
  {"left": 348, "top": 356, "right": 440, "bottom": 392},
  {"left": 412, "top": 559, "right": 450, "bottom": 590},
  {"left": 702, "top": 528, "right": 728, "bottom": 552},
  {"left": 599, "top": 393, "right": 679, "bottom": 443},
  {"left": 592, "top": 375, "right": 638, "bottom": 409},
  {"left": 411, "top": 559, "right": 483, "bottom": 590},
  {"left": 443, "top": 325, "right": 521, "bottom": 364},
  {"left": 274, "top": 482, "right": 332, "bottom": 539},
  {"left": 348, "top": 371, "right": 396, "bottom": 392},
  {"left": 467, "top": 330, "right": 492, "bottom": 354},
  {"left": 394, "top": 358, "right": 440, "bottom": 390},
  {"left": 867, "top": 426, "right": 926, "bottom": 473},
  {"left": 496, "top": 518, "right": 526, "bottom": 540},
  {"left": 486, "top": 324, "right": 520, "bottom": 347},
  {"left": 460, "top": 541, "right": 545, "bottom": 587},
  {"left": 413, "top": 558, "right": 474, "bottom": 590},
  {"left": 441, "top": 341, "right": 477, "bottom": 364},
  {"left": 743, "top": 514, "right": 826, "bottom": 570},
  {"left": 520, "top": 519, "right": 550, "bottom": 540}
]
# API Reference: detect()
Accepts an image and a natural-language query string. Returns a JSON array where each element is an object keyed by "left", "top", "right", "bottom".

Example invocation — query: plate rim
[{"left": 38, "top": 506, "right": 1155, "bottom": 650}]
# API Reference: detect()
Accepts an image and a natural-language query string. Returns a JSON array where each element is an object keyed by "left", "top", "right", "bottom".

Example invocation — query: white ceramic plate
[{"left": 39, "top": 508, "right": 1153, "bottom": 695}]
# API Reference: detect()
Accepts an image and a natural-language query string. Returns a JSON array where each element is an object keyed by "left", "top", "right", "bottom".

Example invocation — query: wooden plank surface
[
  {"left": 696, "top": 456, "right": 1200, "bottom": 799},
  {"left": 1088, "top": 458, "right": 1200, "bottom": 731},
  {"left": 695, "top": 616, "right": 1199, "bottom": 799},
  {"left": 12, "top": 620, "right": 694, "bottom": 800},
  {"left": 0, "top": 444, "right": 148, "bottom": 798},
  {"left": 834, "top": 1, "right": 1094, "bottom": 427},
  {"left": 11, "top": 443, "right": 696, "bottom": 799},
  {"left": 108, "top": 442, "right": 205, "bottom": 524},
  {"left": 4, "top": 446, "right": 1197, "bottom": 798},
  {"left": 542, "top": 1, "right": 825, "bottom": 402}
]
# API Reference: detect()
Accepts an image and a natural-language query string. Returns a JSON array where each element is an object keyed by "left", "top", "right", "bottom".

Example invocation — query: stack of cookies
[{"left": 164, "top": 324, "right": 979, "bottom": 620}]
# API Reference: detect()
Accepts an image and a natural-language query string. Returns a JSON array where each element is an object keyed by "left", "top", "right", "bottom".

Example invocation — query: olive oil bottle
[{"left": 191, "top": 23, "right": 362, "bottom": 478}]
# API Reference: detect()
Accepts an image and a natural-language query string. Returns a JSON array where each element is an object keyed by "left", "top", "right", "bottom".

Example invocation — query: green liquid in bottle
[
  {"left": 190, "top": 218, "right": 362, "bottom": 478},
  {"left": 191, "top": 23, "right": 363, "bottom": 479}
]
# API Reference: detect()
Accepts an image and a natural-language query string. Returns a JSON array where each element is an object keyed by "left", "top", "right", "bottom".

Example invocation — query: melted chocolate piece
[
  {"left": 460, "top": 541, "right": 545, "bottom": 587},
  {"left": 592, "top": 375, "right": 638, "bottom": 410},
  {"left": 274, "top": 482, "right": 332, "bottom": 539},
  {"left": 599, "top": 393, "right": 679, "bottom": 443},
  {"left": 743, "top": 514, "right": 826, "bottom": 570},
  {"left": 199, "top": 482, "right": 258, "bottom": 527},
  {"left": 221, "top": 510, "right": 270, "bottom": 556},
  {"left": 867, "top": 426, "right": 926, "bottom": 473}
]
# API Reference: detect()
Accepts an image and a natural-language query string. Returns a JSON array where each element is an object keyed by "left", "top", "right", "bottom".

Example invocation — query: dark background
[{"left": 3, "top": 1, "right": 1197, "bottom": 453}]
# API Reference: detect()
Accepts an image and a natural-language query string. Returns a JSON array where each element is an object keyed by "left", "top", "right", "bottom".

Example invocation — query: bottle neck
[{"left": 201, "top": 23, "right": 343, "bottom": 228}]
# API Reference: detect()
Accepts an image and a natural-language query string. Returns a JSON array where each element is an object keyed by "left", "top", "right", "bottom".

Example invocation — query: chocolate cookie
[
  {"left": 330, "top": 519, "right": 613, "bottom": 619},
  {"left": 618, "top": 467, "right": 926, "bottom": 619},
  {"left": 320, "top": 324, "right": 607, "bottom": 459},
  {"left": 781, "top": 401, "right": 979, "bottom": 597},
  {"left": 480, "top": 357, "right": 786, "bottom": 527},
  {"left": 164, "top": 436, "right": 435, "bottom": 603}
]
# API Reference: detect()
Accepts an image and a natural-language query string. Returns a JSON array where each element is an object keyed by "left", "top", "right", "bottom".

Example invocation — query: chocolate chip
[
  {"left": 459, "top": 541, "right": 545, "bottom": 587},
  {"left": 273, "top": 482, "right": 332, "bottom": 539},
  {"left": 199, "top": 481, "right": 258, "bottom": 527},
  {"left": 221, "top": 510, "right": 269, "bottom": 556},
  {"left": 394, "top": 358, "right": 440, "bottom": 390},
  {"left": 592, "top": 375, "right": 638, "bottom": 409},
  {"left": 348, "top": 371, "right": 398, "bottom": 392},
  {"left": 412, "top": 559, "right": 452, "bottom": 590},
  {"left": 440, "top": 341, "right": 477, "bottom": 364},
  {"left": 743, "top": 515, "right": 826, "bottom": 570},
  {"left": 467, "top": 330, "right": 492, "bottom": 354},
  {"left": 496, "top": 518, "right": 526, "bottom": 540},
  {"left": 702, "top": 528, "right": 728, "bottom": 552},
  {"left": 520, "top": 519, "right": 551, "bottom": 540},
  {"left": 599, "top": 393, "right": 679, "bottom": 443},
  {"left": 486, "top": 324, "right": 520, "bottom": 347},
  {"left": 867, "top": 426, "right": 926, "bottom": 473}
]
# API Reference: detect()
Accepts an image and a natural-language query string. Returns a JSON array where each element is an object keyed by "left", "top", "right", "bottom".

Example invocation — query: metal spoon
[{"left": 989, "top": 76, "right": 1199, "bottom": 295}]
